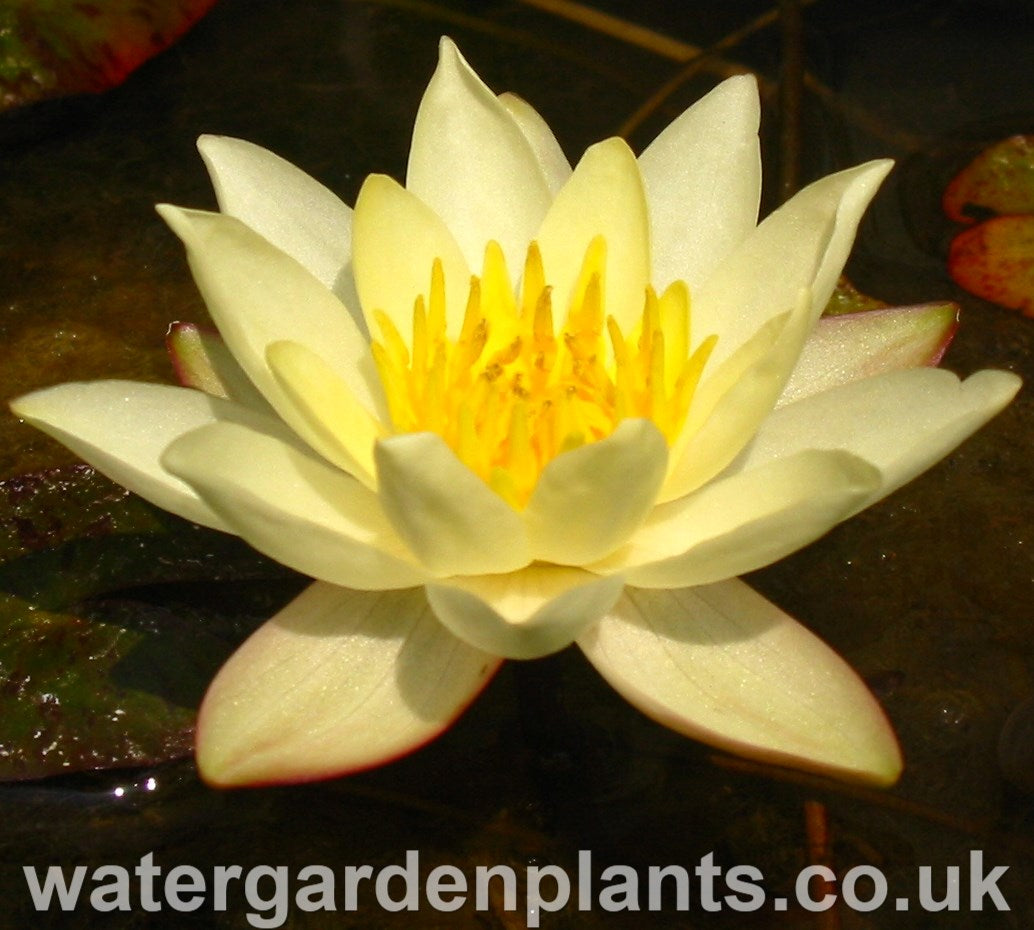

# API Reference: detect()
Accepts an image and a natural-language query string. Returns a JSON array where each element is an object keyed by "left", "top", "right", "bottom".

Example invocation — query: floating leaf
[
  {"left": 943, "top": 135, "right": 1034, "bottom": 224},
  {"left": 0, "top": 0, "right": 218, "bottom": 113},
  {"left": 0, "top": 464, "right": 300, "bottom": 780},
  {"left": 948, "top": 215, "right": 1034, "bottom": 317}
]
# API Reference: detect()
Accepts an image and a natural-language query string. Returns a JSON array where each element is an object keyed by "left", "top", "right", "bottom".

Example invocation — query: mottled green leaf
[
  {"left": 0, "top": 464, "right": 301, "bottom": 780},
  {"left": 943, "top": 135, "right": 1034, "bottom": 224}
]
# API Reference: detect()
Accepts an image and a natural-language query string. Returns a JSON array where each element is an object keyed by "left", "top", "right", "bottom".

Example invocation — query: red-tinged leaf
[
  {"left": 0, "top": 0, "right": 219, "bottom": 113},
  {"left": 948, "top": 215, "right": 1034, "bottom": 317},
  {"left": 943, "top": 135, "right": 1034, "bottom": 224}
]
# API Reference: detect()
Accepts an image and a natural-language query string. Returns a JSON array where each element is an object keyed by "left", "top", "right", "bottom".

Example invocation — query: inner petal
[{"left": 370, "top": 238, "right": 715, "bottom": 508}]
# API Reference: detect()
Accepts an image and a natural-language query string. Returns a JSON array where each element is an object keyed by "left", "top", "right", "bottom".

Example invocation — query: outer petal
[
  {"left": 524, "top": 419, "right": 668, "bottom": 564},
  {"left": 163, "top": 420, "right": 429, "bottom": 589},
  {"left": 406, "top": 37, "right": 552, "bottom": 276},
  {"left": 735, "top": 367, "right": 1022, "bottom": 511},
  {"left": 9, "top": 380, "right": 284, "bottom": 532},
  {"left": 536, "top": 137, "right": 651, "bottom": 331},
  {"left": 426, "top": 566, "right": 624, "bottom": 659},
  {"left": 374, "top": 433, "right": 531, "bottom": 576},
  {"left": 778, "top": 302, "right": 959, "bottom": 406},
  {"left": 157, "top": 206, "right": 386, "bottom": 426},
  {"left": 352, "top": 174, "right": 470, "bottom": 340},
  {"left": 638, "top": 74, "right": 762, "bottom": 293},
  {"left": 196, "top": 135, "right": 362, "bottom": 328},
  {"left": 595, "top": 449, "right": 880, "bottom": 588},
  {"left": 498, "top": 91, "right": 572, "bottom": 195},
  {"left": 693, "top": 160, "right": 893, "bottom": 369},
  {"left": 197, "top": 583, "right": 501, "bottom": 786},
  {"left": 578, "top": 580, "right": 902, "bottom": 786}
]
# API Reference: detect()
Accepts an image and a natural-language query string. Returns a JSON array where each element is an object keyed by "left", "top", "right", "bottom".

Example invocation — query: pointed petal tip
[
  {"left": 969, "top": 366, "right": 1022, "bottom": 404},
  {"left": 194, "top": 584, "right": 503, "bottom": 787},
  {"left": 155, "top": 201, "right": 204, "bottom": 243},
  {"left": 195, "top": 132, "right": 221, "bottom": 155},
  {"left": 579, "top": 582, "right": 906, "bottom": 789}
]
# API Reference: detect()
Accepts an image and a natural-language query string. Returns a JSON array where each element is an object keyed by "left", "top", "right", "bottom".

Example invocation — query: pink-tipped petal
[
  {"left": 780, "top": 302, "right": 960, "bottom": 406},
  {"left": 197, "top": 583, "right": 501, "bottom": 786},
  {"left": 166, "top": 322, "right": 271, "bottom": 411},
  {"left": 579, "top": 580, "right": 902, "bottom": 786}
]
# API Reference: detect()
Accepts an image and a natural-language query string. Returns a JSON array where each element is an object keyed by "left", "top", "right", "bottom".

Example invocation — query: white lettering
[
  {"left": 841, "top": 865, "right": 887, "bottom": 911},
  {"left": 796, "top": 865, "right": 836, "bottom": 912},
  {"left": 474, "top": 864, "right": 516, "bottom": 912},
  {"left": 526, "top": 864, "right": 570, "bottom": 929},
  {"left": 647, "top": 864, "right": 689, "bottom": 911},
  {"left": 295, "top": 865, "right": 335, "bottom": 913},
  {"left": 374, "top": 850, "right": 418, "bottom": 912},
  {"left": 22, "top": 865, "right": 87, "bottom": 911},
  {"left": 244, "top": 865, "right": 288, "bottom": 929}
]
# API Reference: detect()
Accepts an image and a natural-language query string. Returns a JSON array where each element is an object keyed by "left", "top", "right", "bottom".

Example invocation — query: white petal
[
  {"left": 196, "top": 135, "right": 363, "bottom": 330},
  {"left": 536, "top": 137, "right": 651, "bottom": 331},
  {"left": 406, "top": 37, "right": 552, "bottom": 275},
  {"left": 779, "top": 302, "right": 959, "bottom": 406},
  {"left": 525, "top": 419, "right": 668, "bottom": 564},
  {"left": 351, "top": 174, "right": 470, "bottom": 340},
  {"left": 638, "top": 74, "right": 762, "bottom": 292},
  {"left": 736, "top": 367, "right": 1021, "bottom": 510},
  {"left": 596, "top": 449, "right": 880, "bottom": 587},
  {"left": 426, "top": 566, "right": 624, "bottom": 659},
  {"left": 197, "top": 583, "right": 501, "bottom": 786},
  {"left": 374, "top": 432, "right": 531, "bottom": 576},
  {"left": 266, "top": 340, "right": 383, "bottom": 488},
  {"left": 579, "top": 580, "right": 902, "bottom": 786},
  {"left": 162, "top": 420, "right": 428, "bottom": 589},
  {"left": 9, "top": 381, "right": 282, "bottom": 531},
  {"left": 157, "top": 206, "right": 385, "bottom": 424},
  {"left": 498, "top": 91, "right": 572, "bottom": 195},
  {"left": 662, "top": 288, "right": 813, "bottom": 501},
  {"left": 693, "top": 160, "right": 893, "bottom": 369}
]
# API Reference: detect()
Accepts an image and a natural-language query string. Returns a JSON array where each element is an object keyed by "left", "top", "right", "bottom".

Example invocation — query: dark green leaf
[{"left": 0, "top": 464, "right": 302, "bottom": 780}]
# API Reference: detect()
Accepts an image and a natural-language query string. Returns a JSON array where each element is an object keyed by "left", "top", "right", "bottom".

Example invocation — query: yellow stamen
[{"left": 370, "top": 237, "right": 714, "bottom": 508}]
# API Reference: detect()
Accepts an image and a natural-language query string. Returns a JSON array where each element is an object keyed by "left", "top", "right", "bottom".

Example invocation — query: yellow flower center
[{"left": 371, "top": 236, "right": 715, "bottom": 508}]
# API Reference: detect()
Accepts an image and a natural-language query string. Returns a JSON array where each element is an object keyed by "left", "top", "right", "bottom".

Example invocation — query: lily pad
[
  {"left": 943, "top": 134, "right": 1034, "bottom": 224},
  {"left": 948, "top": 214, "right": 1034, "bottom": 317},
  {"left": 0, "top": 0, "right": 218, "bottom": 113},
  {"left": 0, "top": 464, "right": 300, "bottom": 780}
]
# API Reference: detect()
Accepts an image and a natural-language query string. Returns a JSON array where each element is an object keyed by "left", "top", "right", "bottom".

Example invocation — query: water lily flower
[{"left": 10, "top": 39, "right": 1019, "bottom": 789}]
